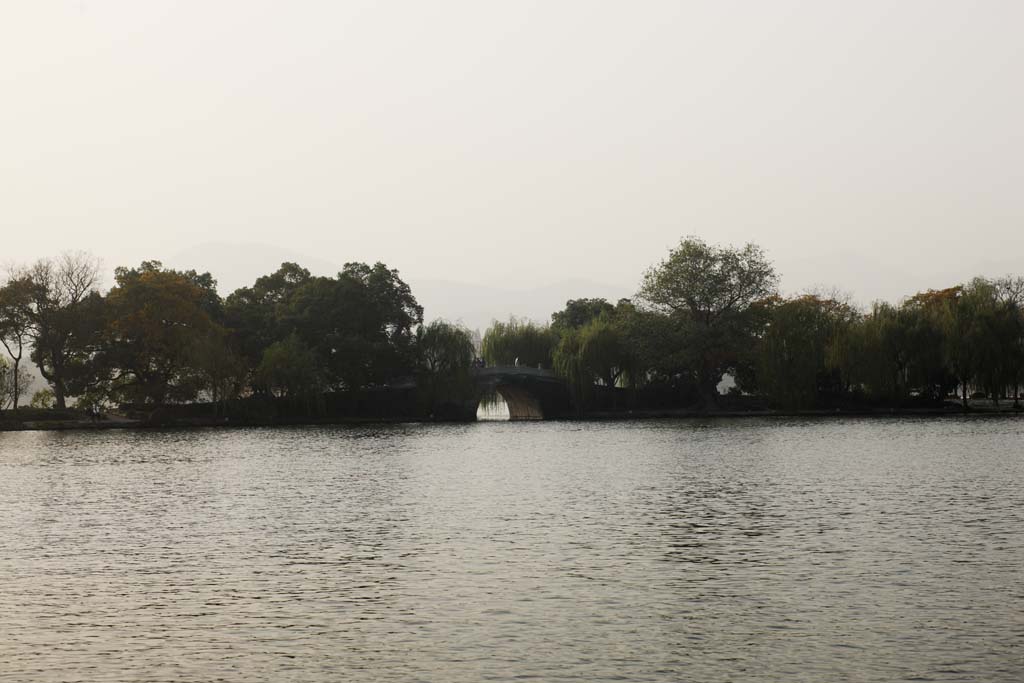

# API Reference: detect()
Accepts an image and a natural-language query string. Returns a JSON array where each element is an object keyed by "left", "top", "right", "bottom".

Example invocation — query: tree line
[
  {"left": 2, "top": 239, "right": 1023, "bottom": 418},
  {"left": 481, "top": 238, "right": 1024, "bottom": 412},
  {"left": 0, "top": 255, "right": 472, "bottom": 417}
]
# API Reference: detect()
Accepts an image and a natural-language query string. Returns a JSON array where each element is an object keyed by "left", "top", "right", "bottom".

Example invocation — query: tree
[
  {"left": 846, "top": 303, "right": 909, "bottom": 403},
  {"left": 553, "top": 314, "right": 637, "bottom": 411},
  {"left": 552, "top": 328, "right": 588, "bottom": 412},
  {"left": 830, "top": 297, "right": 960, "bottom": 405},
  {"left": 417, "top": 320, "right": 475, "bottom": 377},
  {"left": 939, "top": 280, "right": 993, "bottom": 407},
  {"left": 20, "top": 253, "right": 106, "bottom": 409},
  {"left": 638, "top": 237, "right": 778, "bottom": 406},
  {"left": 551, "top": 298, "right": 615, "bottom": 335},
  {"left": 224, "top": 262, "right": 313, "bottom": 374},
  {"left": 480, "top": 318, "right": 556, "bottom": 368},
  {"left": 29, "top": 388, "right": 55, "bottom": 409},
  {"left": 757, "top": 295, "right": 856, "bottom": 409},
  {"left": 190, "top": 333, "right": 247, "bottom": 409},
  {"left": 0, "top": 277, "right": 34, "bottom": 409},
  {"left": 415, "top": 320, "right": 476, "bottom": 416},
  {"left": 256, "top": 333, "right": 326, "bottom": 401},
  {"left": 897, "top": 290, "right": 958, "bottom": 402},
  {"left": 104, "top": 261, "right": 227, "bottom": 405},
  {"left": 0, "top": 357, "right": 33, "bottom": 410},
  {"left": 959, "top": 278, "right": 1024, "bottom": 405},
  {"left": 280, "top": 262, "right": 423, "bottom": 389},
  {"left": 616, "top": 303, "right": 699, "bottom": 400},
  {"left": 993, "top": 277, "right": 1024, "bottom": 405}
]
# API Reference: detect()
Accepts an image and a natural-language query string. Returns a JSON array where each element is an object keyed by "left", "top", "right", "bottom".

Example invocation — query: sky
[{"left": 3, "top": 1, "right": 1023, "bottom": 318}]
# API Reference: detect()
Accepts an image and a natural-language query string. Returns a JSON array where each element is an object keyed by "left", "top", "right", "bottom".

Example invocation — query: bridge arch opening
[
  {"left": 476, "top": 392, "right": 510, "bottom": 421},
  {"left": 475, "top": 385, "right": 544, "bottom": 421}
]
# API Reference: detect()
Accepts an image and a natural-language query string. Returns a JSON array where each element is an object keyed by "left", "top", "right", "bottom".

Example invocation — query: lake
[{"left": 1, "top": 417, "right": 1022, "bottom": 682}]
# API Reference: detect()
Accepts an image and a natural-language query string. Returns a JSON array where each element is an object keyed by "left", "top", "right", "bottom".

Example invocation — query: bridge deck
[{"left": 472, "top": 366, "right": 558, "bottom": 380}]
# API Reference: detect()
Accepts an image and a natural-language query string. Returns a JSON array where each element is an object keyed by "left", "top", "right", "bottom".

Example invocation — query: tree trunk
[
  {"left": 699, "top": 374, "right": 719, "bottom": 411},
  {"left": 11, "top": 358, "right": 19, "bottom": 410},
  {"left": 37, "top": 352, "right": 67, "bottom": 409},
  {"left": 0, "top": 337, "right": 25, "bottom": 410},
  {"left": 605, "top": 371, "right": 618, "bottom": 411}
]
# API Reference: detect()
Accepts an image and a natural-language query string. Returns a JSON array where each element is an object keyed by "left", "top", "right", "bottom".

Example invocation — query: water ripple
[{"left": 1, "top": 418, "right": 1022, "bottom": 682}]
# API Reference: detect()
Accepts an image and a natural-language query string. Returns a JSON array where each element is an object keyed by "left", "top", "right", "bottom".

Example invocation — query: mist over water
[{"left": 2, "top": 418, "right": 1022, "bottom": 682}]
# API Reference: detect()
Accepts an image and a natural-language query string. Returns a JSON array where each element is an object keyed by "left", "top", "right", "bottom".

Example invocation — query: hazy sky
[{"left": 3, "top": 1, "right": 1023, "bottom": 307}]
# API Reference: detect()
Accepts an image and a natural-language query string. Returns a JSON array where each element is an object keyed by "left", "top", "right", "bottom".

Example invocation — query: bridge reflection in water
[
  {"left": 471, "top": 366, "right": 570, "bottom": 421},
  {"left": 476, "top": 394, "right": 510, "bottom": 421}
]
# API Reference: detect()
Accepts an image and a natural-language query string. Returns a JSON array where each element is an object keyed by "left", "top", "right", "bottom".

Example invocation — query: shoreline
[{"left": 3, "top": 403, "right": 1022, "bottom": 433}]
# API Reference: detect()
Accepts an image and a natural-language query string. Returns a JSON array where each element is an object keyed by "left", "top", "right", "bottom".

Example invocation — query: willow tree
[
  {"left": 415, "top": 320, "right": 476, "bottom": 416},
  {"left": 939, "top": 280, "right": 994, "bottom": 407},
  {"left": 553, "top": 315, "right": 637, "bottom": 412},
  {"left": 960, "top": 277, "right": 1024, "bottom": 404},
  {"left": 480, "top": 318, "right": 556, "bottom": 368},
  {"left": 257, "top": 333, "right": 325, "bottom": 400},
  {"left": 758, "top": 295, "right": 855, "bottom": 409},
  {"left": 638, "top": 237, "right": 778, "bottom": 406},
  {"left": 994, "top": 277, "right": 1024, "bottom": 405},
  {"left": 898, "top": 289, "right": 959, "bottom": 401},
  {"left": 552, "top": 329, "right": 589, "bottom": 412},
  {"left": 851, "top": 303, "right": 913, "bottom": 402}
]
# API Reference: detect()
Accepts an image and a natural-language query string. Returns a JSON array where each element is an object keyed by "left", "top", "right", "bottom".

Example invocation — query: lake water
[{"left": 1, "top": 418, "right": 1022, "bottom": 682}]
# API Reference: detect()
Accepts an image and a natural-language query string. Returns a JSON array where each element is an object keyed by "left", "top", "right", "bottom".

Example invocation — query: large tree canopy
[
  {"left": 224, "top": 261, "right": 423, "bottom": 392},
  {"left": 19, "top": 253, "right": 106, "bottom": 409},
  {"left": 551, "top": 298, "right": 615, "bottom": 334},
  {"left": 279, "top": 262, "right": 423, "bottom": 389},
  {"left": 639, "top": 237, "right": 778, "bottom": 324},
  {"left": 637, "top": 237, "right": 778, "bottom": 404},
  {"left": 225, "top": 262, "right": 313, "bottom": 370},
  {"left": 104, "top": 261, "right": 228, "bottom": 405}
]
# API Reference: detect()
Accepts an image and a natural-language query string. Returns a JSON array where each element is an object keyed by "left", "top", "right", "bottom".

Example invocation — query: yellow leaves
[{"left": 110, "top": 270, "right": 215, "bottom": 338}]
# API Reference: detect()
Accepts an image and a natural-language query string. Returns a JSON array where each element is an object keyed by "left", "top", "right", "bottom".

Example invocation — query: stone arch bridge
[{"left": 469, "top": 366, "right": 571, "bottom": 420}]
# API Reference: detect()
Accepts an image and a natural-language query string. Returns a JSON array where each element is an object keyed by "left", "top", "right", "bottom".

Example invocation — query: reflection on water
[
  {"left": 476, "top": 393, "right": 510, "bottom": 421},
  {"left": 1, "top": 418, "right": 1022, "bottom": 682}
]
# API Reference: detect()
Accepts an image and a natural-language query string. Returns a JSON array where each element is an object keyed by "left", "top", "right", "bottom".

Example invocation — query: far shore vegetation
[{"left": 3, "top": 237, "right": 1024, "bottom": 427}]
